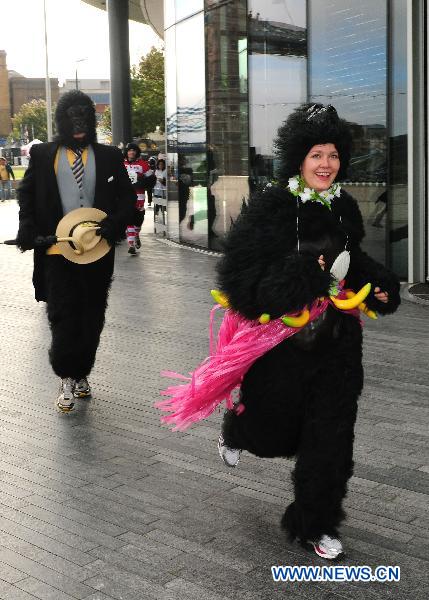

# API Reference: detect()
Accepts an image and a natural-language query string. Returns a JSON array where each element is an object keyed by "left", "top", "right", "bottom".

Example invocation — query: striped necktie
[{"left": 71, "top": 148, "right": 84, "bottom": 189}]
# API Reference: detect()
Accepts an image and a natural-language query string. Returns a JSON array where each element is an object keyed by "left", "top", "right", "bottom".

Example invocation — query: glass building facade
[{"left": 164, "top": 0, "right": 426, "bottom": 282}]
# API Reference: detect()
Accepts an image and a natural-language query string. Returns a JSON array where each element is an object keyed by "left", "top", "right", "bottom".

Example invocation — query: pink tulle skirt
[{"left": 156, "top": 298, "right": 343, "bottom": 431}]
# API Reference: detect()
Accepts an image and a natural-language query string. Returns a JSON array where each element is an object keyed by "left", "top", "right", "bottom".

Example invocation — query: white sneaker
[
  {"left": 56, "top": 378, "right": 75, "bottom": 412},
  {"left": 310, "top": 534, "right": 344, "bottom": 559},
  {"left": 218, "top": 434, "right": 241, "bottom": 468},
  {"left": 74, "top": 377, "right": 91, "bottom": 398}
]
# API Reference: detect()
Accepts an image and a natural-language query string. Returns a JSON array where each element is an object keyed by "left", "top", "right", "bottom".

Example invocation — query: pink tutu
[{"left": 157, "top": 298, "right": 338, "bottom": 431}]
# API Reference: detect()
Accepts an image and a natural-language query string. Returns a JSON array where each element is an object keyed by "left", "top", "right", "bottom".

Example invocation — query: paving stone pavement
[{"left": 0, "top": 200, "right": 428, "bottom": 600}]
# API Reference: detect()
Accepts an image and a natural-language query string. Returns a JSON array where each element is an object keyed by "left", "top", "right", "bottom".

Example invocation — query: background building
[
  {"left": 0, "top": 51, "right": 11, "bottom": 143},
  {"left": 8, "top": 72, "right": 59, "bottom": 119},
  {"left": 60, "top": 78, "right": 110, "bottom": 111},
  {"left": 0, "top": 50, "right": 60, "bottom": 144}
]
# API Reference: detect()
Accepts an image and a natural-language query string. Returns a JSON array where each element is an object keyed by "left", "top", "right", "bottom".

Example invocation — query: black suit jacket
[{"left": 17, "top": 141, "right": 136, "bottom": 301}]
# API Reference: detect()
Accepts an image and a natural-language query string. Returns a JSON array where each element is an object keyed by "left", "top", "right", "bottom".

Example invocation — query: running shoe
[
  {"left": 218, "top": 434, "right": 241, "bottom": 468},
  {"left": 56, "top": 378, "right": 75, "bottom": 413},
  {"left": 74, "top": 377, "right": 91, "bottom": 398},
  {"left": 310, "top": 534, "right": 344, "bottom": 559},
  {"left": 135, "top": 236, "right": 141, "bottom": 249},
  {"left": 128, "top": 245, "right": 137, "bottom": 255}
]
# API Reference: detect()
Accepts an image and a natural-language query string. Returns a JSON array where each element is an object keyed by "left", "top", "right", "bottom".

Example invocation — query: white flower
[
  {"left": 300, "top": 188, "right": 312, "bottom": 202},
  {"left": 325, "top": 193, "right": 334, "bottom": 202},
  {"left": 288, "top": 177, "right": 299, "bottom": 191},
  {"left": 319, "top": 190, "right": 329, "bottom": 199},
  {"left": 334, "top": 184, "right": 341, "bottom": 197}
]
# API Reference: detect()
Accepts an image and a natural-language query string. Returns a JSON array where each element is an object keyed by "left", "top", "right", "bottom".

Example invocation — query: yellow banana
[
  {"left": 330, "top": 283, "right": 371, "bottom": 310},
  {"left": 210, "top": 289, "right": 230, "bottom": 309},
  {"left": 259, "top": 313, "right": 271, "bottom": 324},
  {"left": 281, "top": 308, "right": 310, "bottom": 328},
  {"left": 345, "top": 291, "right": 377, "bottom": 319}
]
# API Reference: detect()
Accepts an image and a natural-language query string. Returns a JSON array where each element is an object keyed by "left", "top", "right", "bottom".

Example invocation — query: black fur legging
[
  {"left": 222, "top": 312, "right": 363, "bottom": 543},
  {"left": 44, "top": 252, "right": 114, "bottom": 381}
]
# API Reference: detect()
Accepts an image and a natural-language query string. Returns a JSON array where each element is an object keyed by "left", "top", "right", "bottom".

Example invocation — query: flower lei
[{"left": 287, "top": 175, "right": 341, "bottom": 210}]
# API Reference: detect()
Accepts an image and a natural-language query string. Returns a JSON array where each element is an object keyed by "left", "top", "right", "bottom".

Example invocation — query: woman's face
[
  {"left": 300, "top": 143, "right": 340, "bottom": 192},
  {"left": 158, "top": 161, "right": 165, "bottom": 170}
]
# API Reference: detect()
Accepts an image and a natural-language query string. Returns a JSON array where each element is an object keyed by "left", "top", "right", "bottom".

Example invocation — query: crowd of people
[{"left": 9, "top": 90, "right": 400, "bottom": 562}]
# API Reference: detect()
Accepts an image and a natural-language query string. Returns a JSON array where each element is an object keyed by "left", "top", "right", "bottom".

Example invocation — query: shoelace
[{"left": 62, "top": 378, "right": 75, "bottom": 395}]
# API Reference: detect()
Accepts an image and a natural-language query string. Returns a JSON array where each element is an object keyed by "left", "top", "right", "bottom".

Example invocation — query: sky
[{"left": 1, "top": 0, "right": 163, "bottom": 83}]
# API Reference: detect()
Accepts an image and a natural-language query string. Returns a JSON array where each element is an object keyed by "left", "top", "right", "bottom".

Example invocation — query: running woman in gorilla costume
[
  {"left": 158, "top": 105, "right": 400, "bottom": 558},
  {"left": 16, "top": 90, "right": 135, "bottom": 411},
  {"left": 215, "top": 105, "right": 401, "bottom": 558}
]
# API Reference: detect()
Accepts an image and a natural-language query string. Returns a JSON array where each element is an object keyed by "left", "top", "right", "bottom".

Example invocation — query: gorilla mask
[{"left": 55, "top": 90, "right": 97, "bottom": 149}]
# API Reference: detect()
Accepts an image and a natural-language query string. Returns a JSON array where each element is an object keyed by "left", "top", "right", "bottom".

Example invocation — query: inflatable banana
[
  {"left": 281, "top": 308, "right": 310, "bottom": 328},
  {"left": 210, "top": 289, "right": 230, "bottom": 309},
  {"left": 345, "top": 291, "right": 377, "bottom": 319},
  {"left": 330, "top": 283, "right": 371, "bottom": 310}
]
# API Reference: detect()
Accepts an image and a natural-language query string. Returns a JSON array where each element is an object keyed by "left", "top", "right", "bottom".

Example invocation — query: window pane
[
  {"left": 165, "top": 26, "right": 179, "bottom": 241},
  {"left": 309, "top": 0, "right": 388, "bottom": 267},
  {"left": 248, "top": 1, "right": 307, "bottom": 189},
  {"left": 389, "top": 0, "right": 408, "bottom": 279},
  {"left": 175, "top": 0, "right": 203, "bottom": 23},
  {"left": 175, "top": 13, "right": 208, "bottom": 247},
  {"left": 205, "top": 0, "right": 249, "bottom": 250}
]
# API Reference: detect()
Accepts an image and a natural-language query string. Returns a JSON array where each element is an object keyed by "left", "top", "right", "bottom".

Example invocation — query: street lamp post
[
  {"left": 43, "top": 0, "right": 53, "bottom": 141},
  {"left": 75, "top": 58, "right": 88, "bottom": 91}
]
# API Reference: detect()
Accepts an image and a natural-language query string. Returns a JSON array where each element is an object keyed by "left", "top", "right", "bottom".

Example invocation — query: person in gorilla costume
[
  {"left": 16, "top": 90, "right": 136, "bottom": 412},
  {"left": 214, "top": 104, "right": 401, "bottom": 559}
]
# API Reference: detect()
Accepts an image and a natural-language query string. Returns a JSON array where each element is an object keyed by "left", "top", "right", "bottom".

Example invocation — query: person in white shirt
[{"left": 153, "top": 159, "right": 167, "bottom": 221}]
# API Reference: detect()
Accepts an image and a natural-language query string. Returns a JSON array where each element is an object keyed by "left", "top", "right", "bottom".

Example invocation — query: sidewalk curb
[
  {"left": 400, "top": 283, "right": 429, "bottom": 306},
  {"left": 156, "top": 237, "right": 222, "bottom": 257}
]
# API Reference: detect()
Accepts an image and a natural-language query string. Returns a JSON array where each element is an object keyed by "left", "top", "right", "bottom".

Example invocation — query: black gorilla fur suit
[
  {"left": 217, "top": 183, "right": 401, "bottom": 544},
  {"left": 17, "top": 90, "right": 135, "bottom": 381}
]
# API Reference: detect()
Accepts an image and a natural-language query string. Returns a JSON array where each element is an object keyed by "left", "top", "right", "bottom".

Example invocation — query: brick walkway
[{"left": 0, "top": 201, "right": 428, "bottom": 600}]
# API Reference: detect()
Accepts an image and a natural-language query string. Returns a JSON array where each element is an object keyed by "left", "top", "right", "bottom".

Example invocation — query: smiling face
[{"left": 300, "top": 143, "right": 340, "bottom": 192}]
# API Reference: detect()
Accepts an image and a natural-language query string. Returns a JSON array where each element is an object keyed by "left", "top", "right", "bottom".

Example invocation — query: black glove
[
  {"left": 96, "top": 217, "right": 117, "bottom": 246},
  {"left": 34, "top": 235, "right": 58, "bottom": 248},
  {"left": 16, "top": 225, "right": 36, "bottom": 252}
]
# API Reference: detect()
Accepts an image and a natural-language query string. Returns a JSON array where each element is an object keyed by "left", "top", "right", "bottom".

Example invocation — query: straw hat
[{"left": 55, "top": 207, "right": 111, "bottom": 264}]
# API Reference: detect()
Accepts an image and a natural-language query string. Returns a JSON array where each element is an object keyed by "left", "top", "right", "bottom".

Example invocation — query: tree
[
  {"left": 11, "top": 99, "right": 53, "bottom": 143},
  {"left": 131, "top": 46, "right": 165, "bottom": 137},
  {"left": 100, "top": 47, "right": 165, "bottom": 138},
  {"left": 99, "top": 106, "right": 111, "bottom": 136}
]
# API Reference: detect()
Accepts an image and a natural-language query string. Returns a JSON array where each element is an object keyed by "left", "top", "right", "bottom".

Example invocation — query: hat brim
[{"left": 55, "top": 207, "right": 110, "bottom": 264}]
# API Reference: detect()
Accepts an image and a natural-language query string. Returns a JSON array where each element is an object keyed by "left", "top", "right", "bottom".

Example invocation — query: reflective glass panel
[
  {"left": 205, "top": 0, "right": 248, "bottom": 250},
  {"left": 248, "top": 1, "right": 307, "bottom": 189},
  {"left": 175, "top": 13, "right": 208, "bottom": 247},
  {"left": 388, "top": 0, "right": 408, "bottom": 279},
  {"left": 164, "top": 0, "right": 176, "bottom": 29},
  {"left": 309, "top": 0, "right": 388, "bottom": 266},
  {"left": 165, "top": 26, "right": 179, "bottom": 241},
  {"left": 175, "top": 0, "right": 204, "bottom": 23}
]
